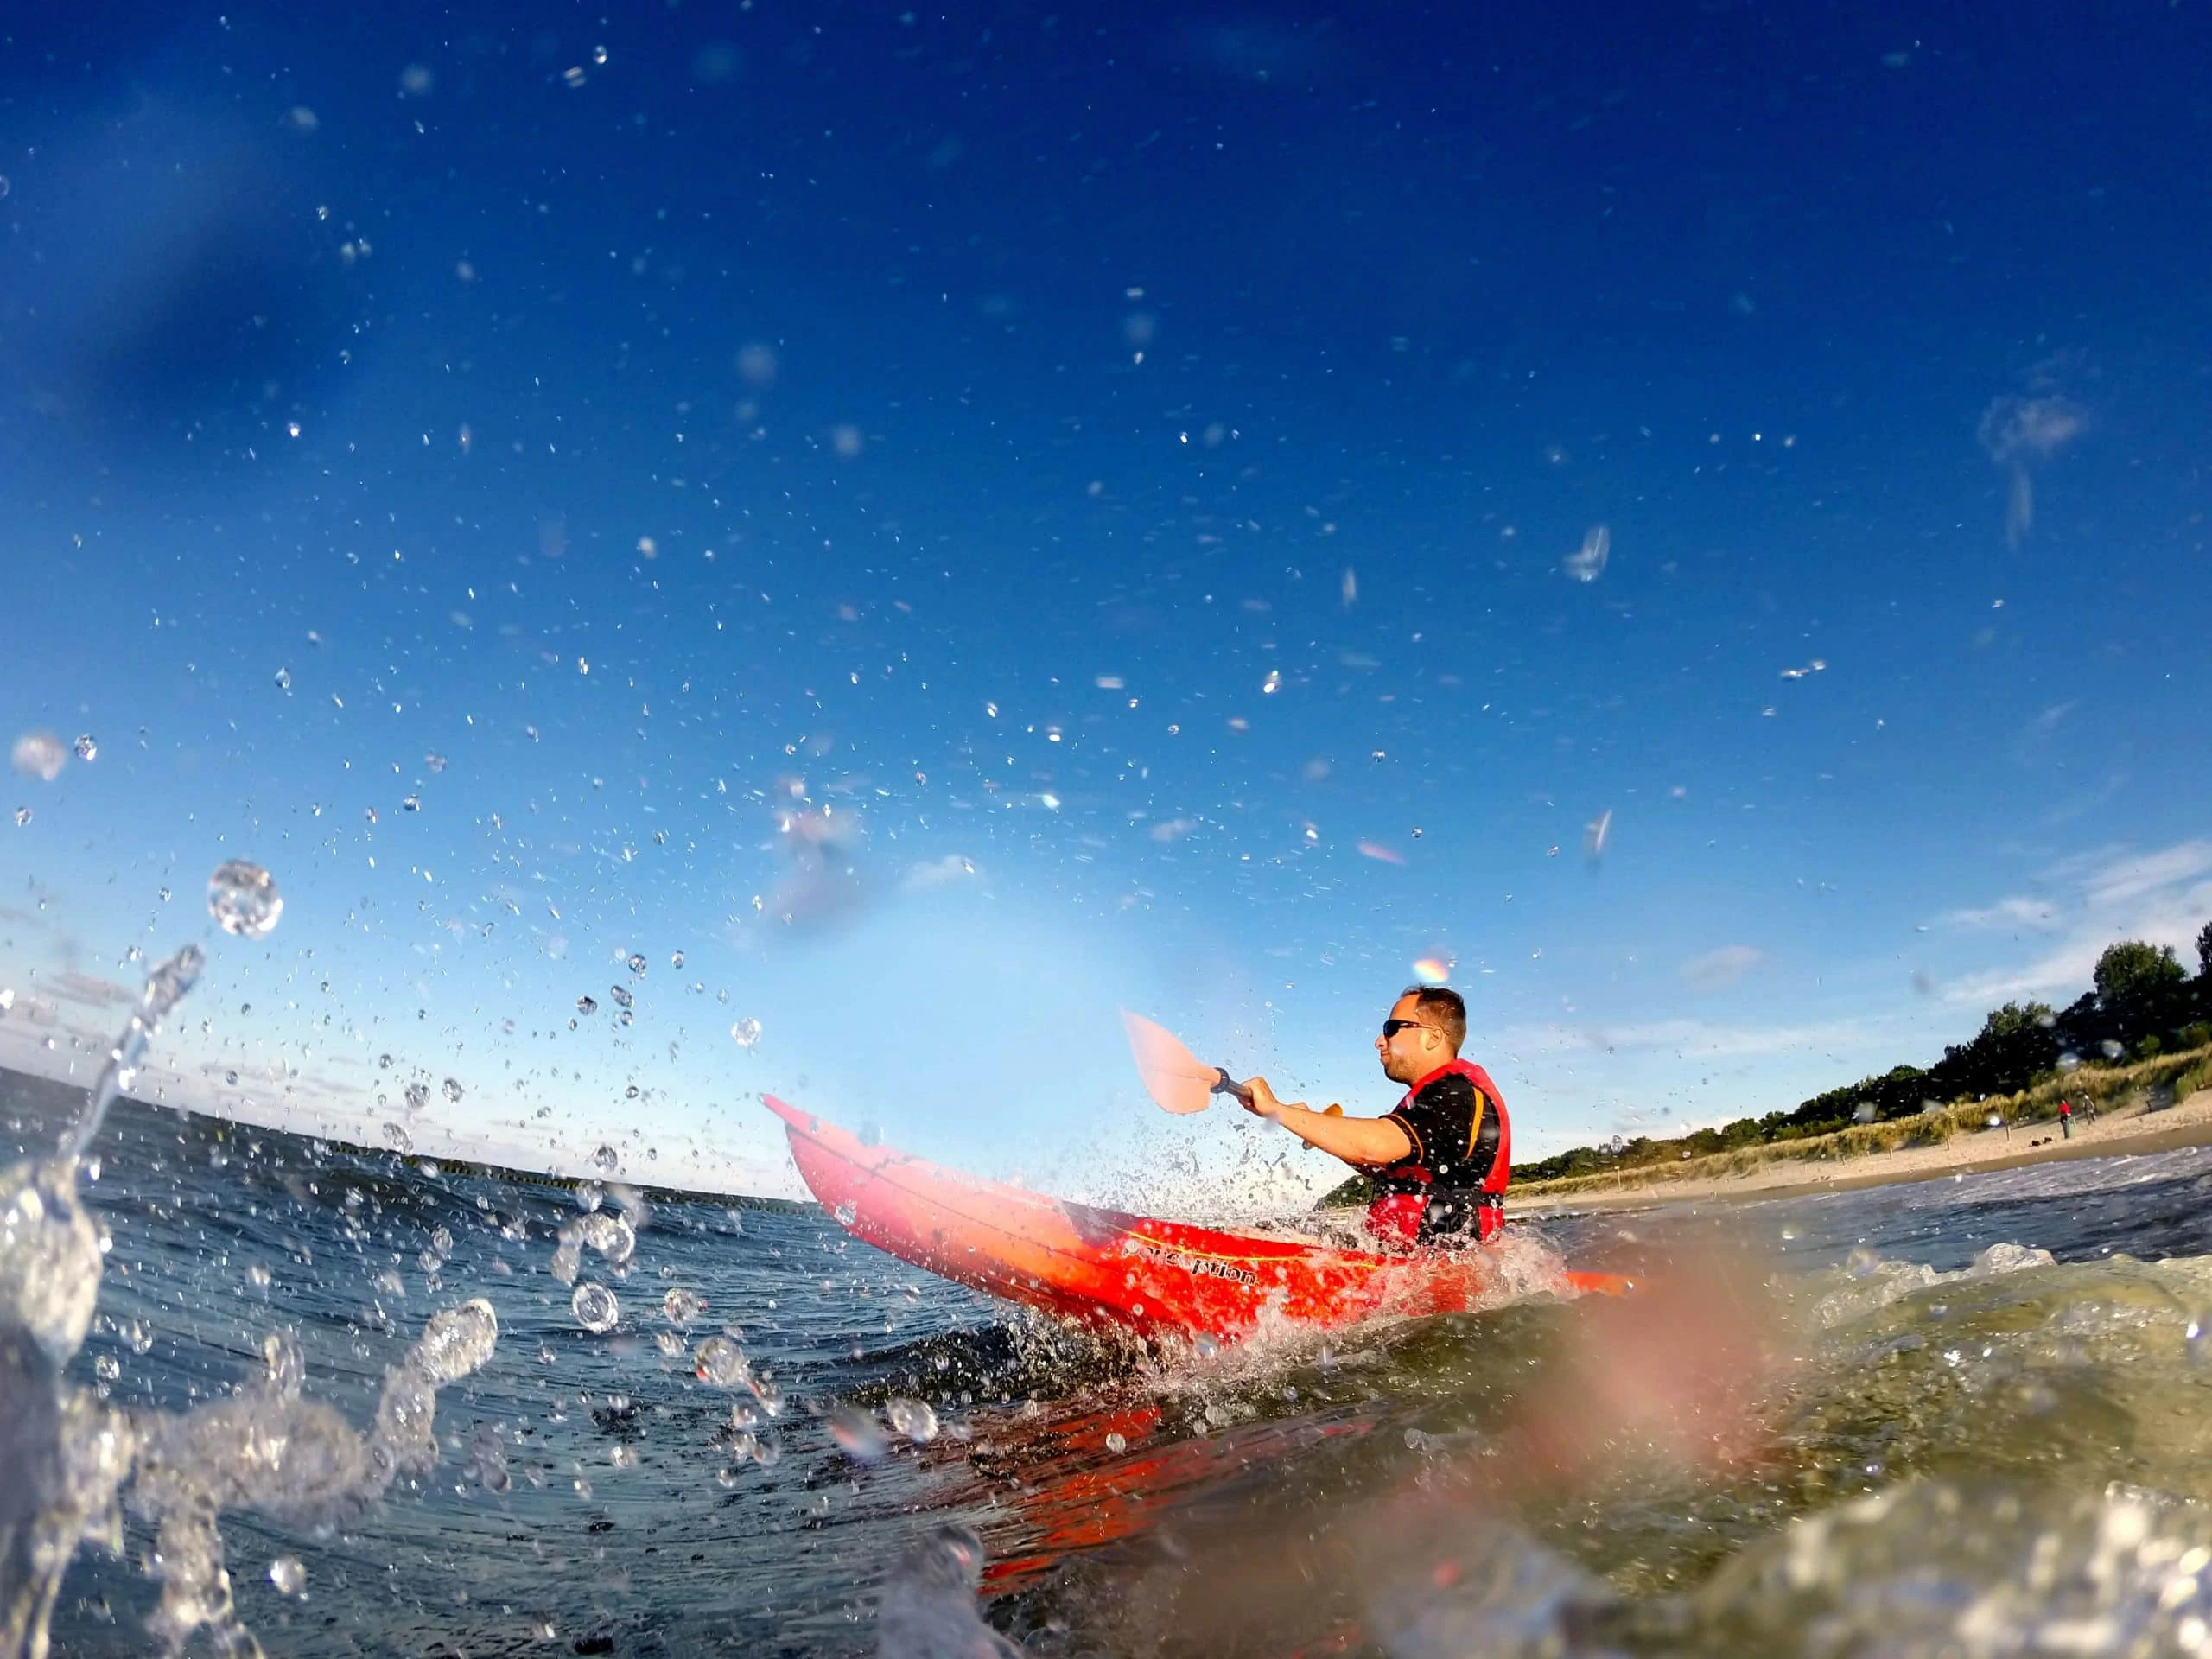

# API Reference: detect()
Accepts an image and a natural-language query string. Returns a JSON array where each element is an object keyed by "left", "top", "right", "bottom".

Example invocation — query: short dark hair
[{"left": 1400, "top": 985, "right": 1466, "bottom": 1052}]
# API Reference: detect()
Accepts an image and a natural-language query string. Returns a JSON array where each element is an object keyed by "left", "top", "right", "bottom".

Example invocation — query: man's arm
[{"left": 1243, "top": 1077, "right": 1414, "bottom": 1168}]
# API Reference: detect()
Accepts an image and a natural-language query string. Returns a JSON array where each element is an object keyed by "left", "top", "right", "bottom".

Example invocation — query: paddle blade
[{"left": 1121, "top": 1009, "right": 1220, "bottom": 1115}]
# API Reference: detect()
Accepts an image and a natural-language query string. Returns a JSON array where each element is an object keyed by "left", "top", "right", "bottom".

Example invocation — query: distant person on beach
[{"left": 2058, "top": 1098, "right": 2073, "bottom": 1140}]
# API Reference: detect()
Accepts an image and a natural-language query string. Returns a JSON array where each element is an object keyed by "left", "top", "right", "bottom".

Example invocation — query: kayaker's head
[{"left": 1376, "top": 986, "right": 1465, "bottom": 1084}]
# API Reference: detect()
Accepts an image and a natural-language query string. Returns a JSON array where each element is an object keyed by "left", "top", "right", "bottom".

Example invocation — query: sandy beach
[{"left": 1510, "top": 1087, "right": 2212, "bottom": 1214}]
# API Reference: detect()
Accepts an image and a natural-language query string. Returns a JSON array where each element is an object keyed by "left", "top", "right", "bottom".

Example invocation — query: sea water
[{"left": 10, "top": 1049, "right": 2212, "bottom": 1657}]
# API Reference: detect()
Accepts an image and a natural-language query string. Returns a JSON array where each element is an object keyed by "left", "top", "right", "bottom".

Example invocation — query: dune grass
[{"left": 1514, "top": 1044, "right": 2212, "bottom": 1202}]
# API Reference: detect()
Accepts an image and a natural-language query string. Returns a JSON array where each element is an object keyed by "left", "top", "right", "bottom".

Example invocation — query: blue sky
[{"left": 3, "top": 2, "right": 2209, "bottom": 1205}]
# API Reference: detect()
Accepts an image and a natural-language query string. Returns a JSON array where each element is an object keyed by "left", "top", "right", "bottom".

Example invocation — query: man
[{"left": 1242, "top": 986, "right": 1512, "bottom": 1248}]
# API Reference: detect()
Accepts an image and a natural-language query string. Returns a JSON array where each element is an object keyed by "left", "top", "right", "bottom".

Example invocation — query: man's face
[{"left": 1375, "top": 994, "right": 1445, "bottom": 1085}]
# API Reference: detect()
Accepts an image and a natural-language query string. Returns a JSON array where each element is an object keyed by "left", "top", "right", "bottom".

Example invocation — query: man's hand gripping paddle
[
  {"left": 1119, "top": 1010, "right": 1254, "bottom": 1113},
  {"left": 1120, "top": 1012, "right": 1350, "bottom": 1118}
]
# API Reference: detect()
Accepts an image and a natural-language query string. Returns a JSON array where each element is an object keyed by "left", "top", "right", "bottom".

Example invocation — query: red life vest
[{"left": 1364, "top": 1058, "right": 1512, "bottom": 1249}]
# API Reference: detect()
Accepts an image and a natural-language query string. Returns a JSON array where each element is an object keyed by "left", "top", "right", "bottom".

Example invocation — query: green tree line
[{"left": 1511, "top": 925, "right": 2212, "bottom": 1185}]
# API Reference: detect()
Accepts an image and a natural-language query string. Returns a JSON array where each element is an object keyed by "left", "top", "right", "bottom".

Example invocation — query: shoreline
[{"left": 1510, "top": 1088, "right": 2212, "bottom": 1214}]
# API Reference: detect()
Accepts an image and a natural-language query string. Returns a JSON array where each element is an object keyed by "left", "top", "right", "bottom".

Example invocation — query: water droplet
[
  {"left": 73, "top": 734, "right": 97, "bottom": 761},
  {"left": 1564, "top": 524, "right": 1611, "bottom": 582},
  {"left": 269, "top": 1556, "right": 308, "bottom": 1596},
  {"left": 415, "top": 1298, "right": 499, "bottom": 1380},
  {"left": 664, "top": 1287, "right": 706, "bottom": 1326},
  {"left": 833, "top": 1201, "right": 857, "bottom": 1226},
  {"left": 575, "top": 995, "right": 598, "bottom": 1014},
  {"left": 827, "top": 1404, "right": 887, "bottom": 1460},
  {"left": 207, "top": 860, "right": 283, "bottom": 937},
  {"left": 442, "top": 1077, "right": 463, "bottom": 1103},
  {"left": 670, "top": 950, "right": 685, "bottom": 969},
  {"left": 608, "top": 985, "right": 633, "bottom": 1010},
  {"left": 886, "top": 1397, "right": 938, "bottom": 1444},
  {"left": 626, "top": 952, "right": 647, "bottom": 975},
  {"left": 404, "top": 1081, "right": 429, "bottom": 1113},
  {"left": 1104, "top": 1431, "right": 1128, "bottom": 1453},
  {"left": 401, "top": 794, "right": 420, "bottom": 812},
  {"left": 571, "top": 1282, "right": 620, "bottom": 1333},
  {"left": 10, "top": 732, "right": 66, "bottom": 781},
  {"left": 273, "top": 666, "right": 293, "bottom": 692},
  {"left": 579, "top": 1210, "right": 636, "bottom": 1266},
  {"left": 381, "top": 1122, "right": 413, "bottom": 1152},
  {"left": 592, "top": 1145, "right": 619, "bottom": 1173},
  {"left": 694, "top": 1335, "right": 749, "bottom": 1387},
  {"left": 424, "top": 752, "right": 448, "bottom": 772},
  {"left": 12, "top": 808, "right": 28, "bottom": 827},
  {"left": 729, "top": 1017, "right": 761, "bottom": 1048}
]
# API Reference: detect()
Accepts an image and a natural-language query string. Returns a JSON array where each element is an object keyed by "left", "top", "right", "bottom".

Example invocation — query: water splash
[
  {"left": 57, "top": 944, "right": 202, "bottom": 1164},
  {"left": 549, "top": 1207, "right": 638, "bottom": 1286},
  {"left": 126, "top": 1298, "right": 499, "bottom": 1656},
  {"left": 0, "top": 938, "right": 499, "bottom": 1659}
]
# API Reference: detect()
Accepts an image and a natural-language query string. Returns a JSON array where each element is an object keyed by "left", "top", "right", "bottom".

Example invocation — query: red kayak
[{"left": 766, "top": 1096, "right": 1626, "bottom": 1340}]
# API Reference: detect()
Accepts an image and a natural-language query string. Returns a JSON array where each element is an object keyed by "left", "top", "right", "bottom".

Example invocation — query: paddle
[{"left": 1119, "top": 1009, "right": 1254, "bottom": 1113}]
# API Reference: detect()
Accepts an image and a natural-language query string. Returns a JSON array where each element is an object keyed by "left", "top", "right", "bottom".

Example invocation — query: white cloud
[
  {"left": 1937, "top": 896, "right": 2060, "bottom": 931},
  {"left": 1679, "top": 944, "right": 1764, "bottom": 992},
  {"left": 901, "top": 855, "right": 978, "bottom": 892},
  {"left": 1937, "top": 839, "right": 2212, "bottom": 1006},
  {"left": 49, "top": 972, "right": 136, "bottom": 1008},
  {"left": 2082, "top": 841, "right": 2212, "bottom": 910},
  {"left": 2012, "top": 701, "right": 2077, "bottom": 766}
]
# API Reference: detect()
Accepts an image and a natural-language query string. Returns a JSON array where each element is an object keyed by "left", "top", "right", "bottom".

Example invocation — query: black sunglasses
[{"left": 1380, "top": 1018, "right": 1432, "bottom": 1039}]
